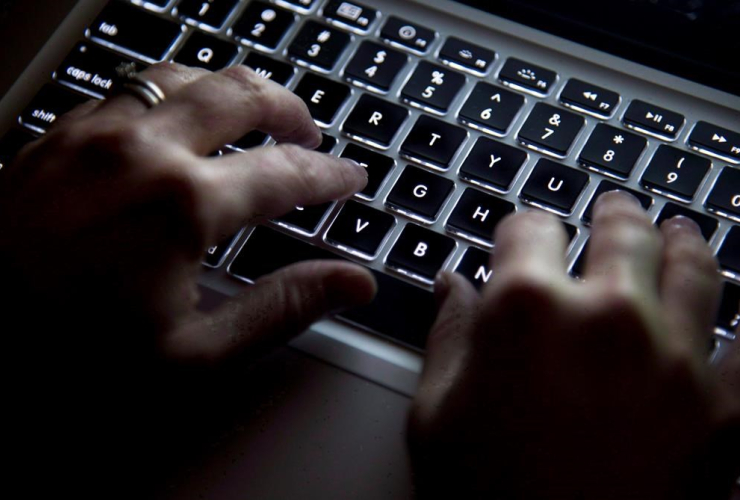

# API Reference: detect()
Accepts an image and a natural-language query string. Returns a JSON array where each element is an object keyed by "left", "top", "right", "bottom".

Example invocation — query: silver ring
[{"left": 115, "top": 62, "right": 166, "bottom": 109}]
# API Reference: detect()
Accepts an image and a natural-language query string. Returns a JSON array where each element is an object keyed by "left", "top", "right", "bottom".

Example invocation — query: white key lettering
[
  {"left": 311, "top": 90, "right": 325, "bottom": 104},
  {"left": 429, "top": 133, "right": 441, "bottom": 147},
  {"left": 413, "top": 242, "right": 428, "bottom": 257},
  {"left": 489, "top": 155, "right": 501, "bottom": 168},
  {"left": 368, "top": 111, "right": 383, "bottom": 126},
  {"left": 474, "top": 265, "right": 492, "bottom": 283},
  {"left": 547, "top": 177, "right": 563, "bottom": 192},
  {"left": 356, "top": 219, "right": 369, "bottom": 233},
  {"left": 732, "top": 194, "right": 740, "bottom": 208},
  {"left": 197, "top": 48, "right": 214, "bottom": 63},
  {"left": 413, "top": 184, "right": 428, "bottom": 198},
  {"left": 472, "top": 206, "right": 489, "bottom": 222}
]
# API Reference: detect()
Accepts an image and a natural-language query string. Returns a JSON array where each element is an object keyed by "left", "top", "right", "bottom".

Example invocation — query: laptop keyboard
[{"left": 1, "top": 0, "right": 738, "bottom": 351}]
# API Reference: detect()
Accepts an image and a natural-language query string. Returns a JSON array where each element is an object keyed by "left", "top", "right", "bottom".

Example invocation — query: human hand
[{"left": 409, "top": 192, "right": 740, "bottom": 500}]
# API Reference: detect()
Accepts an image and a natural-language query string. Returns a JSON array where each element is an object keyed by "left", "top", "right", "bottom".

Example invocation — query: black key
[
  {"left": 455, "top": 247, "right": 493, "bottom": 289},
  {"left": 688, "top": 121, "right": 740, "bottom": 164},
  {"left": 274, "top": 202, "right": 334, "bottom": 234},
  {"left": 339, "top": 143, "right": 395, "bottom": 199},
  {"left": 498, "top": 58, "right": 557, "bottom": 96},
  {"left": 277, "top": 0, "right": 317, "bottom": 11},
  {"left": 564, "top": 222, "right": 578, "bottom": 243},
  {"left": 386, "top": 166, "right": 454, "bottom": 221},
  {"left": 325, "top": 200, "right": 395, "bottom": 257},
  {"left": 386, "top": 223, "right": 456, "bottom": 281},
  {"left": 520, "top": 158, "right": 589, "bottom": 214},
  {"left": 641, "top": 146, "right": 710, "bottom": 201},
  {"left": 135, "top": 0, "right": 170, "bottom": 7},
  {"left": 203, "top": 232, "right": 240, "bottom": 268},
  {"left": 231, "top": 2, "right": 295, "bottom": 50},
  {"left": 578, "top": 124, "right": 647, "bottom": 179},
  {"left": 0, "top": 128, "right": 38, "bottom": 173},
  {"left": 401, "top": 61, "right": 465, "bottom": 114},
  {"left": 344, "top": 41, "right": 407, "bottom": 93},
  {"left": 581, "top": 180, "right": 653, "bottom": 224},
  {"left": 242, "top": 52, "right": 294, "bottom": 85},
  {"left": 570, "top": 240, "right": 589, "bottom": 278},
  {"left": 18, "top": 84, "right": 89, "bottom": 133},
  {"left": 90, "top": 1, "right": 183, "bottom": 61},
  {"left": 623, "top": 100, "right": 685, "bottom": 140},
  {"left": 446, "top": 188, "right": 515, "bottom": 245},
  {"left": 177, "top": 0, "right": 240, "bottom": 30},
  {"left": 380, "top": 16, "right": 436, "bottom": 54},
  {"left": 173, "top": 31, "right": 239, "bottom": 70},
  {"left": 438, "top": 36, "right": 495, "bottom": 75},
  {"left": 54, "top": 43, "right": 143, "bottom": 98},
  {"left": 718, "top": 226, "right": 740, "bottom": 275},
  {"left": 400, "top": 115, "right": 467, "bottom": 170},
  {"left": 655, "top": 203, "right": 718, "bottom": 241},
  {"left": 316, "top": 134, "right": 337, "bottom": 153},
  {"left": 518, "top": 103, "right": 584, "bottom": 157},
  {"left": 459, "top": 137, "right": 527, "bottom": 191},
  {"left": 227, "top": 131, "right": 267, "bottom": 151},
  {"left": 293, "top": 73, "right": 351, "bottom": 126},
  {"left": 716, "top": 282, "right": 740, "bottom": 332},
  {"left": 322, "top": 0, "right": 377, "bottom": 34},
  {"left": 458, "top": 82, "right": 524, "bottom": 136},
  {"left": 229, "top": 225, "right": 436, "bottom": 349},
  {"left": 559, "top": 79, "right": 620, "bottom": 118},
  {"left": 706, "top": 167, "right": 740, "bottom": 220},
  {"left": 288, "top": 21, "right": 350, "bottom": 71},
  {"left": 342, "top": 94, "right": 408, "bottom": 148}
]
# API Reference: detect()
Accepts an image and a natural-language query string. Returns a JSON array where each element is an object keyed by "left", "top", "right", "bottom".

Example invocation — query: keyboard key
[
  {"left": 231, "top": 1, "right": 295, "bottom": 50},
  {"left": 344, "top": 41, "right": 407, "bottom": 93},
  {"left": 325, "top": 200, "right": 395, "bottom": 257},
  {"left": 322, "top": 0, "right": 377, "bottom": 34},
  {"left": 0, "top": 128, "right": 38, "bottom": 172},
  {"left": 276, "top": 0, "right": 317, "bottom": 12},
  {"left": 89, "top": 1, "right": 183, "bottom": 61},
  {"left": 229, "top": 225, "right": 436, "bottom": 349},
  {"left": 380, "top": 16, "right": 436, "bottom": 54},
  {"left": 18, "top": 84, "right": 89, "bottom": 133},
  {"left": 400, "top": 115, "right": 467, "bottom": 170},
  {"left": 458, "top": 137, "right": 527, "bottom": 191},
  {"left": 339, "top": 143, "right": 395, "bottom": 199},
  {"left": 518, "top": 103, "right": 584, "bottom": 157},
  {"left": 716, "top": 282, "right": 740, "bottom": 332},
  {"left": 458, "top": 82, "right": 524, "bottom": 136},
  {"left": 401, "top": 61, "right": 466, "bottom": 114},
  {"left": 655, "top": 202, "right": 718, "bottom": 241},
  {"left": 446, "top": 188, "right": 515, "bottom": 245},
  {"left": 316, "top": 134, "right": 337, "bottom": 153},
  {"left": 342, "top": 94, "right": 408, "bottom": 148},
  {"left": 226, "top": 131, "right": 267, "bottom": 151},
  {"left": 274, "top": 202, "right": 334, "bottom": 234},
  {"left": 498, "top": 58, "right": 557, "bottom": 96},
  {"left": 386, "top": 223, "right": 456, "bottom": 282},
  {"left": 55, "top": 43, "right": 143, "bottom": 98},
  {"left": 293, "top": 73, "right": 351, "bottom": 126},
  {"left": 177, "top": 0, "right": 240, "bottom": 30},
  {"left": 559, "top": 79, "right": 620, "bottom": 118},
  {"left": 242, "top": 52, "right": 294, "bottom": 86},
  {"left": 386, "top": 166, "right": 454, "bottom": 222},
  {"left": 570, "top": 240, "right": 589, "bottom": 278},
  {"left": 520, "top": 158, "right": 589, "bottom": 214},
  {"left": 623, "top": 100, "right": 685, "bottom": 140},
  {"left": 706, "top": 167, "right": 740, "bottom": 220},
  {"left": 578, "top": 124, "right": 646, "bottom": 179},
  {"left": 455, "top": 247, "right": 493, "bottom": 289},
  {"left": 134, "top": 0, "right": 170, "bottom": 8},
  {"left": 203, "top": 232, "right": 240, "bottom": 268},
  {"left": 641, "top": 146, "right": 710, "bottom": 201},
  {"left": 581, "top": 180, "right": 653, "bottom": 224},
  {"left": 438, "top": 36, "right": 495, "bottom": 75},
  {"left": 288, "top": 21, "right": 350, "bottom": 71},
  {"left": 173, "top": 31, "right": 239, "bottom": 70},
  {"left": 718, "top": 226, "right": 740, "bottom": 275},
  {"left": 688, "top": 121, "right": 740, "bottom": 164}
]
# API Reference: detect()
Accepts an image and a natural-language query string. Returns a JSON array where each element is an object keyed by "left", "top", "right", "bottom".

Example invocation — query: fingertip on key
[{"left": 660, "top": 215, "right": 702, "bottom": 237}]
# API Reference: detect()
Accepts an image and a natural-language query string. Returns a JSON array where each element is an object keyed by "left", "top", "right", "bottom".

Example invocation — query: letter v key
[{"left": 356, "top": 219, "right": 370, "bottom": 232}]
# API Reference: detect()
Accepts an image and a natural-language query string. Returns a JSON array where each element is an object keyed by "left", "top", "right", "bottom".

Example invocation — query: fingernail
[
  {"left": 434, "top": 272, "right": 451, "bottom": 308},
  {"left": 661, "top": 215, "right": 701, "bottom": 236},
  {"left": 342, "top": 158, "right": 368, "bottom": 178},
  {"left": 596, "top": 189, "right": 641, "bottom": 208}
]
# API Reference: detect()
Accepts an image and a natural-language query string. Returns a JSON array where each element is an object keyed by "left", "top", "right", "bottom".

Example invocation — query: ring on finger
[{"left": 116, "top": 62, "right": 166, "bottom": 108}]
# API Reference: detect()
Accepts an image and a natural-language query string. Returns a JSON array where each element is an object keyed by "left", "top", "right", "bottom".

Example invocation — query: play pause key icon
[{"left": 623, "top": 100, "right": 685, "bottom": 140}]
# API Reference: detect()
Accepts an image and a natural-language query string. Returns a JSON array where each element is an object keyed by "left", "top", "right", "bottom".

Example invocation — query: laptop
[{"left": 1, "top": 0, "right": 738, "bottom": 497}]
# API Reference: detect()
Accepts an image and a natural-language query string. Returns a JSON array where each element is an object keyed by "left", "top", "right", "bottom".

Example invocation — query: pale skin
[{"left": 0, "top": 63, "right": 737, "bottom": 498}]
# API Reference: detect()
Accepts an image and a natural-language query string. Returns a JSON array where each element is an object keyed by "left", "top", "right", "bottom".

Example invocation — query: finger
[
  {"left": 486, "top": 209, "right": 569, "bottom": 297},
  {"left": 140, "top": 65, "right": 321, "bottom": 155},
  {"left": 203, "top": 144, "right": 367, "bottom": 239},
  {"left": 94, "top": 62, "right": 210, "bottom": 118},
  {"left": 659, "top": 216, "right": 721, "bottom": 350},
  {"left": 412, "top": 272, "right": 479, "bottom": 430},
  {"left": 585, "top": 190, "right": 663, "bottom": 293},
  {"left": 162, "top": 260, "right": 377, "bottom": 366},
  {"left": 52, "top": 99, "right": 102, "bottom": 128}
]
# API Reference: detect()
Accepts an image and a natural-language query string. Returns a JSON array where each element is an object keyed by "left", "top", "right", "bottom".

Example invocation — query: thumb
[{"left": 164, "top": 260, "right": 377, "bottom": 366}]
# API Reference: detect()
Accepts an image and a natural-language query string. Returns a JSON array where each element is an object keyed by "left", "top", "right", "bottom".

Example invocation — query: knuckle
[
  {"left": 77, "top": 120, "right": 151, "bottom": 160},
  {"left": 217, "top": 64, "right": 264, "bottom": 95},
  {"left": 664, "top": 237, "right": 717, "bottom": 276},
  {"left": 593, "top": 206, "right": 655, "bottom": 234}
]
